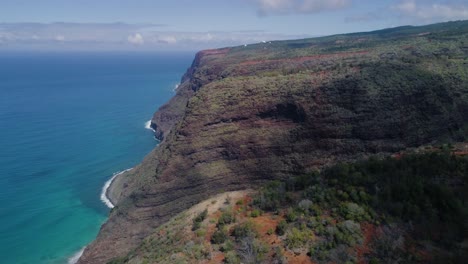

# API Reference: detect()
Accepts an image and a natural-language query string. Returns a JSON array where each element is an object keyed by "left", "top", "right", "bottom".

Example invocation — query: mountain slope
[
  {"left": 110, "top": 148, "right": 468, "bottom": 264},
  {"left": 78, "top": 20, "right": 468, "bottom": 263}
]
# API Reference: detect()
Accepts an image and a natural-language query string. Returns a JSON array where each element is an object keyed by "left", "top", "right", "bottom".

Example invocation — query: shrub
[
  {"left": 298, "top": 199, "right": 313, "bottom": 213},
  {"left": 285, "top": 208, "right": 298, "bottom": 223},
  {"left": 194, "top": 209, "right": 208, "bottom": 223},
  {"left": 220, "top": 240, "right": 235, "bottom": 252},
  {"left": 267, "top": 228, "right": 274, "bottom": 236},
  {"left": 285, "top": 227, "right": 313, "bottom": 249},
  {"left": 253, "top": 181, "right": 286, "bottom": 211},
  {"left": 335, "top": 220, "right": 363, "bottom": 246},
  {"left": 224, "top": 251, "right": 240, "bottom": 264},
  {"left": 276, "top": 220, "right": 287, "bottom": 236},
  {"left": 237, "top": 237, "right": 268, "bottom": 264},
  {"left": 340, "top": 202, "right": 369, "bottom": 222},
  {"left": 211, "top": 228, "right": 228, "bottom": 244},
  {"left": 232, "top": 221, "right": 257, "bottom": 240},
  {"left": 272, "top": 246, "right": 287, "bottom": 264},
  {"left": 328, "top": 244, "right": 357, "bottom": 264},
  {"left": 250, "top": 209, "right": 261, "bottom": 218},
  {"left": 192, "top": 209, "right": 208, "bottom": 231},
  {"left": 192, "top": 221, "right": 201, "bottom": 231},
  {"left": 195, "top": 229, "right": 206, "bottom": 238},
  {"left": 188, "top": 243, "right": 211, "bottom": 260},
  {"left": 218, "top": 210, "right": 235, "bottom": 227},
  {"left": 309, "top": 204, "right": 323, "bottom": 216}
]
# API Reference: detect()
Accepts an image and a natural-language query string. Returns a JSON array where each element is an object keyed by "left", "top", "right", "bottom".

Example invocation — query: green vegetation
[
  {"left": 276, "top": 220, "right": 287, "bottom": 236},
  {"left": 217, "top": 210, "right": 235, "bottom": 227},
  {"left": 104, "top": 20, "right": 468, "bottom": 264},
  {"left": 285, "top": 227, "right": 313, "bottom": 249},
  {"left": 211, "top": 227, "right": 228, "bottom": 244},
  {"left": 232, "top": 221, "right": 258, "bottom": 241},
  {"left": 107, "top": 151, "right": 468, "bottom": 264},
  {"left": 252, "top": 151, "right": 468, "bottom": 263},
  {"left": 250, "top": 209, "right": 261, "bottom": 218},
  {"left": 192, "top": 209, "right": 208, "bottom": 231}
]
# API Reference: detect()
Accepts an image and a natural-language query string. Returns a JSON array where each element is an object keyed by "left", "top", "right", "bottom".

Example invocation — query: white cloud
[
  {"left": 181, "top": 33, "right": 215, "bottom": 42},
  {"left": 0, "top": 32, "right": 14, "bottom": 41},
  {"left": 251, "top": 0, "right": 351, "bottom": 15},
  {"left": 55, "top": 35, "right": 65, "bottom": 42},
  {"left": 0, "top": 22, "right": 311, "bottom": 51},
  {"left": 393, "top": 0, "right": 468, "bottom": 21},
  {"left": 394, "top": 0, "right": 416, "bottom": 13},
  {"left": 155, "top": 35, "right": 177, "bottom": 44},
  {"left": 127, "top": 33, "right": 144, "bottom": 45},
  {"left": 299, "top": 0, "right": 349, "bottom": 13},
  {"left": 257, "top": 0, "right": 291, "bottom": 13}
]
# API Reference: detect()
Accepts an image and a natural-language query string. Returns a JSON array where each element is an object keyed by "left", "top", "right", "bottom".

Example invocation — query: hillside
[
  {"left": 109, "top": 146, "right": 468, "bottom": 264},
  {"left": 79, "top": 21, "right": 468, "bottom": 263}
]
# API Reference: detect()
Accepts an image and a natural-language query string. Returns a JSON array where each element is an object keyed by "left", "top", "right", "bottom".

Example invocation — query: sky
[{"left": 0, "top": 0, "right": 468, "bottom": 51}]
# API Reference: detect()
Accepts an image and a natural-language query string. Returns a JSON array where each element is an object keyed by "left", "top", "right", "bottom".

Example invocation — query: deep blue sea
[{"left": 0, "top": 51, "right": 194, "bottom": 264}]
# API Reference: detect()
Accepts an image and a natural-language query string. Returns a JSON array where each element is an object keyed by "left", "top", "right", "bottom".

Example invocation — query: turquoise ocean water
[{"left": 0, "top": 51, "right": 194, "bottom": 264}]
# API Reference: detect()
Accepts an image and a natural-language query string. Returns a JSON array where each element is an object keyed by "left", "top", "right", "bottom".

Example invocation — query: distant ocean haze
[{"left": 0, "top": 51, "right": 194, "bottom": 264}]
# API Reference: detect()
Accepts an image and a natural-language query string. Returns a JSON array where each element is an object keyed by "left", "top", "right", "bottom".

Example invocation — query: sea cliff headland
[{"left": 79, "top": 21, "right": 468, "bottom": 263}]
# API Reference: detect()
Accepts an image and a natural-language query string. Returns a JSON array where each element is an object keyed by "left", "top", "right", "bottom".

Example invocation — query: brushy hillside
[
  {"left": 79, "top": 21, "right": 468, "bottom": 264},
  {"left": 110, "top": 146, "right": 468, "bottom": 264}
]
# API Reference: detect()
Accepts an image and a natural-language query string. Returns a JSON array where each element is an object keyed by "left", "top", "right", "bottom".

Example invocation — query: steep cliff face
[{"left": 79, "top": 21, "right": 468, "bottom": 263}]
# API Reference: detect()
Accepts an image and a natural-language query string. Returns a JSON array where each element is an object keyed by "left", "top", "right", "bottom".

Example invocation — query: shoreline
[
  {"left": 75, "top": 121, "right": 149, "bottom": 263},
  {"left": 76, "top": 120, "right": 155, "bottom": 263},
  {"left": 102, "top": 120, "right": 153, "bottom": 208},
  {"left": 71, "top": 168, "right": 132, "bottom": 263},
  {"left": 68, "top": 248, "right": 85, "bottom": 264},
  {"left": 173, "top": 83, "right": 180, "bottom": 92},
  {"left": 144, "top": 120, "right": 156, "bottom": 133},
  {"left": 101, "top": 168, "right": 133, "bottom": 209}
]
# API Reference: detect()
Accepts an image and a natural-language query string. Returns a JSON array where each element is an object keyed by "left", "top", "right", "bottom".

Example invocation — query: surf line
[
  {"left": 145, "top": 120, "right": 156, "bottom": 132},
  {"left": 100, "top": 168, "right": 133, "bottom": 209},
  {"left": 67, "top": 247, "right": 85, "bottom": 264}
]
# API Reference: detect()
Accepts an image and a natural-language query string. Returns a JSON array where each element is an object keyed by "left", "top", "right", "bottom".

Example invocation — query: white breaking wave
[
  {"left": 173, "top": 83, "right": 180, "bottom": 92},
  {"left": 145, "top": 120, "right": 156, "bottom": 132},
  {"left": 68, "top": 247, "right": 85, "bottom": 264},
  {"left": 74, "top": 168, "right": 132, "bottom": 263},
  {"left": 100, "top": 168, "right": 133, "bottom": 209}
]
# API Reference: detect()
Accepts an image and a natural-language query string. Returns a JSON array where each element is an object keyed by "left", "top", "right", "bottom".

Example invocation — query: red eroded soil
[
  {"left": 283, "top": 250, "right": 315, "bottom": 264},
  {"left": 202, "top": 252, "right": 225, "bottom": 264},
  {"left": 200, "top": 48, "right": 231, "bottom": 57},
  {"left": 240, "top": 51, "right": 369, "bottom": 66},
  {"left": 252, "top": 214, "right": 281, "bottom": 245},
  {"left": 205, "top": 222, "right": 217, "bottom": 243},
  {"left": 233, "top": 196, "right": 252, "bottom": 217},
  {"left": 356, "top": 223, "right": 377, "bottom": 264}
]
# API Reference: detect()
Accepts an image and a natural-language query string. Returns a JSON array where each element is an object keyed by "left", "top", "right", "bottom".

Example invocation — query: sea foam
[
  {"left": 67, "top": 247, "right": 85, "bottom": 264},
  {"left": 145, "top": 120, "right": 156, "bottom": 132},
  {"left": 173, "top": 83, "right": 180, "bottom": 92},
  {"left": 100, "top": 168, "right": 133, "bottom": 209}
]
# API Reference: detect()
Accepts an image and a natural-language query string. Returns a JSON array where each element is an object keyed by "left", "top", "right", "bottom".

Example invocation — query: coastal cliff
[{"left": 79, "top": 21, "right": 468, "bottom": 263}]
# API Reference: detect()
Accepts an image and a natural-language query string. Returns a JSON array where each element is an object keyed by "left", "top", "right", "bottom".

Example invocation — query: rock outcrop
[{"left": 78, "top": 21, "right": 468, "bottom": 263}]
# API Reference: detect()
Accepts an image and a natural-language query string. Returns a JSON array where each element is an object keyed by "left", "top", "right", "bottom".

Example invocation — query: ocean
[{"left": 0, "top": 51, "right": 194, "bottom": 264}]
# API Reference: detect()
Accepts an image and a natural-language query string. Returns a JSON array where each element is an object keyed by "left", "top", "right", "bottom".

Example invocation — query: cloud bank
[
  {"left": 127, "top": 33, "right": 144, "bottom": 45},
  {"left": 344, "top": 1, "right": 468, "bottom": 26},
  {"left": 250, "top": 0, "right": 351, "bottom": 16},
  {"left": 0, "top": 23, "right": 310, "bottom": 51},
  {"left": 393, "top": 0, "right": 468, "bottom": 21}
]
